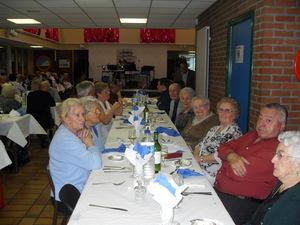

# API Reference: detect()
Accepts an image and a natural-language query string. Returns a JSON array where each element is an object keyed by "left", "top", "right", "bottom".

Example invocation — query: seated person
[
  {"left": 0, "top": 83, "right": 21, "bottom": 113},
  {"left": 156, "top": 78, "right": 171, "bottom": 114},
  {"left": 175, "top": 87, "right": 195, "bottom": 132},
  {"left": 214, "top": 103, "right": 287, "bottom": 225},
  {"left": 181, "top": 96, "right": 218, "bottom": 149},
  {"left": 27, "top": 80, "right": 55, "bottom": 147},
  {"left": 75, "top": 80, "right": 95, "bottom": 98},
  {"left": 168, "top": 83, "right": 183, "bottom": 123},
  {"left": 80, "top": 96, "right": 105, "bottom": 152},
  {"left": 95, "top": 81, "right": 123, "bottom": 141},
  {"left": 245, "top": 131, "right": 300, "bottom": 225},
  {"left": 108, "top": 79, "right": 122, "bottom": 105},
  {"left": 49, "top": 98, "right": 102, "bottom": 203},
  {"left": 193, "top": 97, "right": 242, "bottom": 184}
]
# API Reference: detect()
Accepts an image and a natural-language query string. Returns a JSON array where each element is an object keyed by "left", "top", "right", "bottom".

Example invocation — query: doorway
[{"left": 227, "top": 12, "right": 254, "bottom": 133}]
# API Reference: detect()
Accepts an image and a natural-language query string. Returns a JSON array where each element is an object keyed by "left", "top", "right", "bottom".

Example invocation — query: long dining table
[{"left": 67, "top": 104, "right": 235, "bottom": 225}]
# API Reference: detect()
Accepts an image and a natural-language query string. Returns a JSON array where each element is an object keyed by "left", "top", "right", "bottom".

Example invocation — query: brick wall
[{"left": 197, "top": 0, "right": 300, "bottom": 131}]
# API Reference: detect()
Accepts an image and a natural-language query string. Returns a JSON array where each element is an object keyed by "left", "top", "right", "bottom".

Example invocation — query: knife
[{"left": 89, "top": 204, "right": 128, "bottom": 211}]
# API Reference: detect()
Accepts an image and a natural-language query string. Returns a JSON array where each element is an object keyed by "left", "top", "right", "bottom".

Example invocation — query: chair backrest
[
  {"left": 46, "top": 165, "right": 56, "bottom": 200},
  {"left": 59, "top": 184, "right": 81, "bottom": 216}
]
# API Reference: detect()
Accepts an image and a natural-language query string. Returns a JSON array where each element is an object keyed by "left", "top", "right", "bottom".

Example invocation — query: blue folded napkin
[
  {"left": 132, "top": 105, "right": 139, "bottom": 111},
  {"left": 154, "top": 173, "right": 176, "bottom": 196},
  {"left": 176, "top": 169, "right": 202, "bottom": 179},
  {"left": 121, "top": 118, "right": 130, "bottom": 124},
  {"left": 102, "top": 144, "right": 126, "bottom": 154},
  {"left": 133, "top": 143, "right": 152, "bottom": 159},
  {"left": 155, "top": 127, "right": 180, "bottom": 137}
]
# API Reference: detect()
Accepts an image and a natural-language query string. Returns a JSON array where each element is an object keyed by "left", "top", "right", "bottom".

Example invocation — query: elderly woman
[
  {"left": 193, "top": 97, "right": 242, "bottom": 184},
  {"left": 0, "top": 83, "right": 21, "bottom": 113},
  {"left": 245, "top": 131, "right": 300, "bottom": 225},
  {"left": 94, "top": 81, "right": 123, "bottom": 141},
  {"left": 181, "top": 96, "right": 218, "bottom": 149},
  {"left": 175, "top": 87, "right": 195, "bottom": 132},
  {"left": 49, "top": 98, "right": 102, "bottom": 203},
  {"left": 80, "top": 96, "right": 105, "bottom": 152}
]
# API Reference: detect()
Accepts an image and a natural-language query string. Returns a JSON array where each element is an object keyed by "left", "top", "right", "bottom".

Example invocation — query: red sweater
[{"left": 215, "top": 131, "right": 278, "bottom": 200}]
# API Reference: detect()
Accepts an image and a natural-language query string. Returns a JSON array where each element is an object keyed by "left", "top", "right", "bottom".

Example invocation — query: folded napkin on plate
[
  {"left": 102, "top": 144, "right": 126, "bottom": 154},
  {"left": 125, "top": 142, "right": 153, "bottom": 175},
  {"left": 9, "top": 109, "right": 21, "bottom": 117},
  {"left": 148, "top": 173, "right": 188, "bottom": 225},
  {"left": 155, "top": 127, "right": 180, "bottom": 137},
  {"left": 177, "top": 169, "right": 202, "bottom": 179}
]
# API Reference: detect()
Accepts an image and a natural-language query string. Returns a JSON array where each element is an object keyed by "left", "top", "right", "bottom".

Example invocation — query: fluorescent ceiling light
[
  {"left": 7, "top": 18, "right": 41, "bottom": 24},
  {"left": 120, "top": 18, "right": 147, "bottom": 24},
  {"left": 30, "top": 45, "right": 43, "bottom": 48}
]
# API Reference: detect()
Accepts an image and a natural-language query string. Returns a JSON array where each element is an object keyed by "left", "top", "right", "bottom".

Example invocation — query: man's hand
[{"left": 227, "top": 152, "right": 250, "bottom": 177}]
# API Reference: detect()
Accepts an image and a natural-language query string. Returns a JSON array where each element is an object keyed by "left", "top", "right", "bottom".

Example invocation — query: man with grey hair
[
  {"left": 168, "top": 83, "right": 182, "bottom": 123},
  {"left": 76, "top": 80, "right": 95, "bottom": 97},
  {"left": 214, "top": 102, "right": 288, "bottom": 225}
]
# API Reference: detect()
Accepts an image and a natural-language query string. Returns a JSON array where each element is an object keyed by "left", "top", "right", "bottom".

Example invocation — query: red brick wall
[{"left": 197, "top": 0, "right": 300, "bottom": 131}]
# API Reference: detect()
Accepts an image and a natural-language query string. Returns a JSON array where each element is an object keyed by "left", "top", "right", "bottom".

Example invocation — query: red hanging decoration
[
  {"left": 23, "top": 28, "right": 41, "bottom": 36},
  {"left": 84, "top": 28, "right": 119, "bottom": 42},
  {"left": 45, "top": 28, "right": 59, "bottom": 41},
  {"left": 140, "top": 29, "right": 175, "bottom": 43}
]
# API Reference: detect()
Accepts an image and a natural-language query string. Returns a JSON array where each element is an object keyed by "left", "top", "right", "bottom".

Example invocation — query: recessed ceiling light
[
  {"left": 7, "top": 18, "right": 41, "bottom": 24},
  {"left": 30, "top": 45, "right": 43, "bottom": 48},
  {"left": 120, "top": 18, "right": 147, "bottom": 24}
]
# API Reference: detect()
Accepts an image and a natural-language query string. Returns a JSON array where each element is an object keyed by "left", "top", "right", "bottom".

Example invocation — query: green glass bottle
[
  {"left": 153, "top": 132, "right": 161, "bottom": 173},
  {"left": 143, "top": 102, "right": 149, "bottom": 124}
]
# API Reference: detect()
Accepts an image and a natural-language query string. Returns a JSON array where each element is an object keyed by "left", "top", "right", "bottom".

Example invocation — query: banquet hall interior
[{"left": 0, "top": 0, "right": 300, "bottom": 225}]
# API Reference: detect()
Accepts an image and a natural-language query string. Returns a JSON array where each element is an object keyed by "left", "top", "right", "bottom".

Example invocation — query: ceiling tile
[
  {"left": 37, "top": 0, "right": 77, "bottom": 7},
  {"left": 82, "top": 7, "right": 115, "bottom": 14},
  {"left": 0, "top": 0, "right": 41, "bottom": 8},
  {"left": 152, "top": 1, "right": 189, "bottom": 8},
  {"left": 114, "top": 0, "right": 151, "bottom": 7},
  {"left": 75, "top": 0, "right": 113, "bottom": 7},
  {"left": 188, "top": 0, "right": 216, "bottom": 8}
]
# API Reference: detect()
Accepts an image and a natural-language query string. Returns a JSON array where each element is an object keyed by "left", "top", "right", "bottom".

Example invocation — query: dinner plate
[
  {"left": 108, "top": 154, "right": 124, "bottom": 162},
  {"left": 190, "top": 218, "right": 223, "bottom": 225},
  {"left": 176, "top": 159, "right": 192, "bottom": 169}
]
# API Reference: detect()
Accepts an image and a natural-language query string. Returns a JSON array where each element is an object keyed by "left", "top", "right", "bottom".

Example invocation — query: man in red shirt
[{"left": 214, "top": 103, "right": 288, "bottom": 225}]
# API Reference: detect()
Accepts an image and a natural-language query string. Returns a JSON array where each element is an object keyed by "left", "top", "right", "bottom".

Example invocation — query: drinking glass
[{"left": 128, "top": 129, "right": 137, "bottom": 144}]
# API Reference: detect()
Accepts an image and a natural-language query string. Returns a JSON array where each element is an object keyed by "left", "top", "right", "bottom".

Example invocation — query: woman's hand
[{"left": 77, "top": 128, "right": 94, "bottom": 148}]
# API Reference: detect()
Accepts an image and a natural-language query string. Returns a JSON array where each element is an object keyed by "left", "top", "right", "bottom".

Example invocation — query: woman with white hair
[
  {"left": 0, "top": 83, "right": 21, "bottom": 113},
  {"left": 80, "top": 96, "right": 105, "bottom": 152},
  {"left": 246, "top": 131, "right": 300, "bottom": 225},
  {"left": 49, "top": 98, "right": 102, "bottom": 204},
  {"left": 175, "top": 87, "right": 195, "bottom": 132}
]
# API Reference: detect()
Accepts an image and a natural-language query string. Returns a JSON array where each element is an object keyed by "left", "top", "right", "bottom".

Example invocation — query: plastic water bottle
[{"left": 143, "top": 128, "right": 155, "bottom": 180}]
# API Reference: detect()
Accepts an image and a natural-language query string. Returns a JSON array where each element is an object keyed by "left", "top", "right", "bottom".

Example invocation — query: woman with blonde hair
[{"left": 193, "top": 97, "right": 242, "bottom": 184}]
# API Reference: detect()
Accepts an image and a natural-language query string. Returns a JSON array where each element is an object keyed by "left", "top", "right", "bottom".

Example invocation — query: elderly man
[
  {"left": 214, "top": 103, "right": 288, "bottom": 225},
  {"left": 168, "top": 83, "right": 182, "bottom": 123},
  {"left": 76, "top": 80, "right": 95, "bottom": 97}
]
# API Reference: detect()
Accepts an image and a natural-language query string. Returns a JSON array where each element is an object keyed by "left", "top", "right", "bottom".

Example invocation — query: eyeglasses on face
[
  {"left": 274, "top": 151, "right": 300, "bottom": 160},
  {"left": 217, "top": 108, "right": 233, "bottom": 113}
]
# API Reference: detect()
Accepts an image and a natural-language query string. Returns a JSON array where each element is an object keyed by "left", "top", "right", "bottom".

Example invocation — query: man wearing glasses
[{"left": 214, "top": 103, "right": 288, "bottom": 225}]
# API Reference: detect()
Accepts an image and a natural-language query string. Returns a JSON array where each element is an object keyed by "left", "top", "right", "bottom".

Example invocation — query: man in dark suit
[{"left": 173, "top": 61, "right": 195, "bottom": 89}]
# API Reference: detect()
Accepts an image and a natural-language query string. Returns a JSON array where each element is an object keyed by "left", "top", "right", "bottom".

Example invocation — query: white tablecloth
[
  {"left": 51, "top": 103, "right": 62, "bottom": 126},
  {"left": 0, "top": 140, "right": 12, "bottom": 170},
  {"left": 0, "top": 114, "right": 46, "bottom": 147},
  {"left": 67, "top": 108, "right": 234, "bottom": 225}
]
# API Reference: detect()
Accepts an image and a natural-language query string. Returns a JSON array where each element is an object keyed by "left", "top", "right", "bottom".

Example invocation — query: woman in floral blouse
[{"left": 193, "top": 97, "right": 242, "bottom": 184}]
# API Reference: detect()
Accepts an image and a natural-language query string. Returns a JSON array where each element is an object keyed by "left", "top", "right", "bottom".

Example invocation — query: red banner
[
  {"left": 45, "top": 28, "right": 59, "bottom": 41},
  {"left": 140, "top": 29, "right": 175, "bottom": 43},
  {"left": 23, "top": 28, "right": 41, "bottom": 35},
  {"left": 84, "top": 28, "right": 119, "bottom": 42}
]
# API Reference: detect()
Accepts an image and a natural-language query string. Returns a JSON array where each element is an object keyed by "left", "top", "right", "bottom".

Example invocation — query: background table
[
  {"left": 0, "top": 140, "right": 11, "bottom": 170},
  {"left": 67, "top": 107, "right": 234, "bottom": 225},
  {"left": 0, "top": 114, "right": 46, "bottom": 147}
]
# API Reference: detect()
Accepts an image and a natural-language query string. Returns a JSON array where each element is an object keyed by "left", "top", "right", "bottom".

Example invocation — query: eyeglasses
[
  {"left": 274, "top": 151, "right": 300, "bottom": 160},
  {"left": 217, "top": 108, "right": 233, "bottom": 113}
]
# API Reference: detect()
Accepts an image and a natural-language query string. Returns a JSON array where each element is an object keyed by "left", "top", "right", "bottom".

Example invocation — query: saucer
[{"left": 108, "top": 154, "right": 124, "bottom": 162}]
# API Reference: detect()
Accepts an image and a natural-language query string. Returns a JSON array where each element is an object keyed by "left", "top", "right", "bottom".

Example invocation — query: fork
[
  {"left": 92, "top": 181, "right": 126, "bottom": 186},
  {"left": 182, "top": 191, "right": 212, "bottom": 196}
]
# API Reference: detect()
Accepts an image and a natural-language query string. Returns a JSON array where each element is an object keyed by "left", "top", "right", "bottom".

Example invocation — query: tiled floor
[{"left": 0, "top": 141, "right": 64, "bottom": 225}]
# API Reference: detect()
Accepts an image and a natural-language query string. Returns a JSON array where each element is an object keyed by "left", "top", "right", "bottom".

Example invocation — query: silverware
[
  {"left": 89, "top": 204, "right": 128, "bottom": 211},
  {"left": 92, "top": 181, "right": 125, "bottom": 186},
  {"left": 182, "top": 191, "right": 212, "bottom": 196},
  {"left": 104, "top": 170, "right": 131, "bottom": 173}
]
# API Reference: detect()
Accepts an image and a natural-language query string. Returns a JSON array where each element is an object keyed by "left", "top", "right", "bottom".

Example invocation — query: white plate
[
  {"left": 176, "top": 159, "right": 192, "bottom": 169},
  {"left": 108, "top": 154, "right": 124, "bottom": 162}
]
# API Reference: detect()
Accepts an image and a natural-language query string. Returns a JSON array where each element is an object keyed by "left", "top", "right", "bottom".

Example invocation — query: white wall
[{"left": 88, "top": 44, "right": 169, "bottom": 81}]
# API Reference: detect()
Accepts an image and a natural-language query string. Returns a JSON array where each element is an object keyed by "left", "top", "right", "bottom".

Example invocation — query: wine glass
[{"left": 128, "top": 129, "right": 137, "bottom": 144}]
